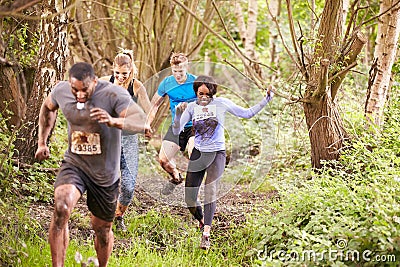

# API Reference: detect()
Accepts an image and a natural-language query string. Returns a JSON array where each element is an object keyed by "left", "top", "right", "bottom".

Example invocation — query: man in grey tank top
[{"left": 35, "top": 62, "right": 150, "bottom": 267}]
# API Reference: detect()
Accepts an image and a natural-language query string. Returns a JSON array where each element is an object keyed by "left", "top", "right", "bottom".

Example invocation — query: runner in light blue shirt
[{"left": 147, "top": 52, "right": 197, "bottom": 195}]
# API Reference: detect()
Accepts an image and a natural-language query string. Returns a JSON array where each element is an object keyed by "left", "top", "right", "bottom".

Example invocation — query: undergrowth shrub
[
  {"left": 0, "top": 107, "right": 20, "bottom": 199},
  {"left": 0, "top": 108, "right": 67, "bottom": 265},
  {"left": 251, "top": 89, "right": 400, "bottom": 266}
]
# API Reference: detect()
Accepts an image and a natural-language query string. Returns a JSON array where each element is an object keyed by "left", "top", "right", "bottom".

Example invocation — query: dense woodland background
[{"left": 1, "top": 0, "right": 400, "bottom": 266}]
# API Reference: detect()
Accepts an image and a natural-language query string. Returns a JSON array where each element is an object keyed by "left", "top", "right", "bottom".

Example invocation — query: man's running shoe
[
  {"left": 161, "top": 181, "right": 177, "bottom": 195},
  {"left": 161, "top": 173, "right": 183, "bottom": 195}
]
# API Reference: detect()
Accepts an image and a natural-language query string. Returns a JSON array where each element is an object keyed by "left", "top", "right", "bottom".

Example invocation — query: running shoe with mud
[{"left": 114, "top": 216, "right": 127, "bottom": 232}]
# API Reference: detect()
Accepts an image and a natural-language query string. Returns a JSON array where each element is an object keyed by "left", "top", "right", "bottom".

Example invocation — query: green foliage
[
  {"left": 3, "top": 18, "right": 39, "bottom": 67},
  {"left": 0, "top": 105, "right": 22, "bottom": 198},
  {"left": 0, "top": 107, "right": 67, "bottom": 203},
  {"left": 0, "top": 204, "right": 47, "bottom": 266},
  {"left": 0, "top": 206, "right": 261, "bottom": 266},
  {"left": 251, "top": 88, "right": 400, "bottom": 266}
]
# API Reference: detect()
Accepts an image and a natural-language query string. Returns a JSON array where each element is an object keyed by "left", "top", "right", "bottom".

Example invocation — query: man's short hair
[
  {"left": 170, "top": 52, "right": 188, "bottom": 66},
  {"left": 69, "top": 62, "right": 96, "bottom": 81}
]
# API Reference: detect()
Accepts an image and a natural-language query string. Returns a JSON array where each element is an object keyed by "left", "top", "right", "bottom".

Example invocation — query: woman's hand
[
  {"left": 176, "top": 102, "right": 188, "bottom": 114},
  {"left": 265, "top": 85, "right": 275, "bottom": 101}
]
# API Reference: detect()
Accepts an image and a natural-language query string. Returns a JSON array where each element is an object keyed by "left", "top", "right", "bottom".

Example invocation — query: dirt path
[{"left": 29, "top": 181, "right": 277, "bottom": 242}]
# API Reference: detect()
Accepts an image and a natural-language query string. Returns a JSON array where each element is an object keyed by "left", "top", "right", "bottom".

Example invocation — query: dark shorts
[
  {"left": 55, "top": 161, "right": 119, "bottom": 222},
  {"left": 163, "top": 125, "right": 194, "bottom": 152}
]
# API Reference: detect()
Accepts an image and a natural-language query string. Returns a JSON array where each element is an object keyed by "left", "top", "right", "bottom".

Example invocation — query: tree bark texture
[
  {"left": 303, "top": 94, "right": 347, "bottom": 168},
  {"left": 303, "top": 0, "right": 350, "bottom": 168},
  {"left": 14, "top": 0, "right": 69, "bottom": 163},
  {"left": 0, "top": 65, "right": 26, "bottom": 129},
  {"left": 365, "top": 0, "right": 400, "bottom": 126}
]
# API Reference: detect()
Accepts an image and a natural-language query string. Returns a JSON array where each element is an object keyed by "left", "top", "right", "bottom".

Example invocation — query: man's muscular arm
[
  {"left": 35, "top": 96, "right": 58, "bottom": 161},
  {"left": 90, "top": 101, "right": 150, "bottom": 134}
]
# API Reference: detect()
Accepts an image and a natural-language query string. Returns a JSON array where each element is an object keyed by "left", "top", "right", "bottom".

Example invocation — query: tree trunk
[
  {"left": 135, "top": 0, "right": 216, "bottom": 132},
  {"left": 303, "top": 0, "right": 348, "bottom": 168},
  {"left": 14, "top": 0, "right": 69, "bottom": 163},
  {"left": 365, "top": 0, "right": 400, "bottom": 126},
  {"left": 234, "top": 0, "right": 262, "bottom": 77},
  {"left": 0, "top": 64, "right": 26, "bottom": 129},
  {"left": 304, "top": 94, "right": 347, "bottom": 168}
]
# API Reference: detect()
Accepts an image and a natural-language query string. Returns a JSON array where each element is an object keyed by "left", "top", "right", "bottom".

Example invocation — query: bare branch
[
  {"left": 331, "top": 31, "right": 366, "bottom": 99},
  {"left": 266, "top": 0, "right": 306, "bottom": 78},
  {"left": 361, "top": 0, "right": 400, "bottom": 27},
  {"left": 328, "top": 61, "right": 356, "bottom": 84},
  {"left": 285, "top": 0, "right": 304, "bottom": 71},
  {"left": 210, "top": 0, "right": 275, "bottom": 72},
  {"left": 171, "top": 0, "right": 273, "bottom": 89},
  {"left": 342, "top": 0, "right": 362, "bottom": 45},
  {"left": 0, "top": 1, "right": 76, "bottom": 20},
  {"left": 222, "top": 59, "right": 301, "bottom": 102},
  {"left": 0, "top": 0, "right": 40, "bottom": 14}
]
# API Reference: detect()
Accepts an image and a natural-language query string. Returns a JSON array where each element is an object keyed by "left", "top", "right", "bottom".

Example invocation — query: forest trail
[{"left": 29, "top": 181, "right": 277, "bottom": 245}]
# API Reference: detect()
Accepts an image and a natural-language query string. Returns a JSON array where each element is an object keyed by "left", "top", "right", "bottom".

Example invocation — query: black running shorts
[
  {"left": 163, "top": 125, "right": 194, "bottom": 152},
  {"left": 55, "top": 161, "right": 119, "bottom": 222}
]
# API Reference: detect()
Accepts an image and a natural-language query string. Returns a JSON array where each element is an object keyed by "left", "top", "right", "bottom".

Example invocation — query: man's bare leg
[
  {"left": 49, "top": 184, "right": 81, "bottom": 267},
  {"left": 91, "top": 216, "right": 114, "bottom": 267},
  {"left": 159, "top": 140, "right": 182, "bottom": 182}
]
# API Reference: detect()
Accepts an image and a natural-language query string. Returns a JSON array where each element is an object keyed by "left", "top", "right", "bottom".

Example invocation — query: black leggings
[{"left": 184, "top": 148, "right": 226, "bottom": 226}]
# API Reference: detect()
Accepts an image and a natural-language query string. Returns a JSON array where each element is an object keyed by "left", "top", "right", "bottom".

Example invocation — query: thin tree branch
[
  {"left": 0, "top": 0, "right": 40, "bottom": 13},
  {"left": 0, "top": 1, "right": 76, "bottom": 20},
  {"left": 171, "top": 0, "right": 272, "bottom": 92},
  {"left": 285, "top": 0, "right": 306, "bottom": 74},
  {"left": 342, "top": 0, "right": 362, "bottom": 46},
  {"left": 361, "top": 0, "right": 400, "bottom": 27},
  {"left": 210, "top": 0, "right": 275, "bottom": 72},
  {"left": 328, "top": 61, "right": 356, "bottom": 84},
  {"left": 297, "top": 22, "right": 309, "bottom": 80},
  {"left": 266, "top": 0, "right": 306, "bottom": 78},
  {"left": 222, "top": 59, "right": 303, "bottom": 103}
]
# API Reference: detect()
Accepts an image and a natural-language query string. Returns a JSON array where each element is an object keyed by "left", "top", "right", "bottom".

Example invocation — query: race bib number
[
  {"left": 71, "top": 131, "right": 101, "bottom": 155},
  {"left": 193, "top": 105, "right": 217, "bottom": 121}
]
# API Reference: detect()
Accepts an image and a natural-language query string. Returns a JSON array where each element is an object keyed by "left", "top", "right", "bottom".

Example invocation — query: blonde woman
[{"left": 100, "top": 49, "right": 151, "bottom": 231}]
